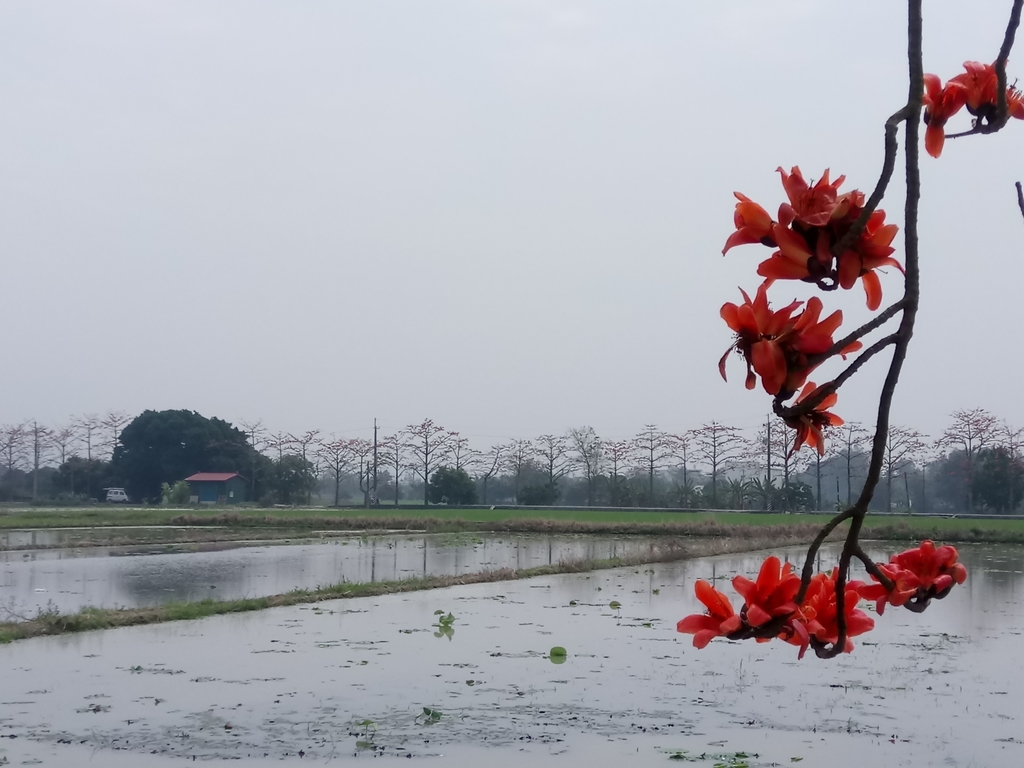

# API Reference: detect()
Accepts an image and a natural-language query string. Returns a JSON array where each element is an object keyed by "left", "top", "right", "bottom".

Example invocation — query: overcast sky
[{"left": 1, "top": 0, "right": 1021, "bottom": 445}]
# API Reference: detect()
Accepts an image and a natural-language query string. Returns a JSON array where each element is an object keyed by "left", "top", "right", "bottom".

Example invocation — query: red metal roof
[{"left": 185, "top": 472, "right": 243, "bottom": 482}]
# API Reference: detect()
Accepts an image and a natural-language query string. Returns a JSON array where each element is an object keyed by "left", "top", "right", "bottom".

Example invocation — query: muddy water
[
  {"left": 0, "top": 533, "right": 658, "bottom": 616},
  {"left": 0, "top": 543, "right": 1021, "bottom": 767}
]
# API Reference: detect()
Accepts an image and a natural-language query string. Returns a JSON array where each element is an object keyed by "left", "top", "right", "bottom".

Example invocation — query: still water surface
[
  {"left": 0, "top": 533, "right": 658, "bottom": 615},
  {"left": 0, "top": 542, "right": 1020, "bottom": 767}
]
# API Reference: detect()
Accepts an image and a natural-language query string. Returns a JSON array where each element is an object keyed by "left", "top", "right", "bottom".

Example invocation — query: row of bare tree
[
  {"left": 233, "top": 409, "right": 1019, "bottom": 511},
  {"left": 0, "top": 413, "right": 131, "bottom": 499},
  {"left": 0, "top": 408, "right": 1013, "bottom": 510}
]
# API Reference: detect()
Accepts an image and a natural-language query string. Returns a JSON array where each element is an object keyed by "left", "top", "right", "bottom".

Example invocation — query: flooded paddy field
[
  {"left": 1, "top": 532, "right": 660, "bottom": 616},
  {"left": 0, "top": 543, "right": 1021, "bottom": 767}
]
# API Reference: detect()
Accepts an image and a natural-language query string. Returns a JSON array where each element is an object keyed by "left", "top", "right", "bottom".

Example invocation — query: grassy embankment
[{"left": 2, "top": 505, "right": 1023, "bottom": 544}]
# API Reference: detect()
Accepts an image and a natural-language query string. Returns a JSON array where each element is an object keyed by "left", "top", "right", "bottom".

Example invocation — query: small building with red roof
[{"left": 185, "top": 472, "right": 247, "bottom": 504}]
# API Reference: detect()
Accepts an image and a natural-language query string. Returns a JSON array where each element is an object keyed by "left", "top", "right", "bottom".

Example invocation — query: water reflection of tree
[
  {"left": 114, "top": 555, "right": 253, "bottom": 605},
  {"left": 960, "top": 545, "right": 1024, "bottom": 598}
]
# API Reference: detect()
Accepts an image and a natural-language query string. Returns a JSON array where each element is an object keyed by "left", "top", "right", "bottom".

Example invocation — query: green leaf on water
[
  {"left": 652, "top": 589, "right": 661, "bottom": 595},
  {"left": 419, "top": 707, "right": 443, "bottom": 723},
  {"left": 549, "top": 646, "right": 568, "bottom": 664},
  {"left": 433, "top": 609, "right": 445, "bottom": 615},
  {"left": 609, "top": 601, "right": 622, "bottom": 610}
]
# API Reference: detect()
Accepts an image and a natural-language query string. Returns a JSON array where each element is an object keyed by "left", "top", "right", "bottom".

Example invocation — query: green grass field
[{"left": 2, "top": 504, "right": 1023, "bottom": 538}]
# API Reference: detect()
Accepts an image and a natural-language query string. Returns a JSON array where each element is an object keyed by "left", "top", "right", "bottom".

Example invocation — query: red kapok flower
[
  {"left": 922, "top": 73, "right": 967, "bottom": 158},
  {"left": 856, "top": 565, "right": 921, "bottom": 614},
  {"left": 784, "top": 381, "right": 843, "bottom": 455},
  {"left": 720, "top": 287, "right": 855, "bottom": 397},
  {"left": 723, "top": 193, "right": 776, "bottom": 255},
  {"left": 788, "top": 569, "right": 875, "bottom": 658},
  {"left": 858, "top": 540, "right": 968, "bottom": 614},
  {"left": 836, "top": 209, "right": 904, "bottom": 310},
  {"left": 950, "top": 61, "right": 1000, "bottom": 114},
  {"left": 755, "top": 224, "right": 821, "bottom": 283},
  {"left": 719, "top": 284, "right": 802, "bottom": 394},
  {"left": 733, "top": 556, "right": 801, "bottom": 628},
  {"left": 776, "top": 166, "right": 845, "bottom": 227},
  {"left": 1008, "top": 85, "right": 1024, "bottom": 119},
  {"left": 890, "top": 540, "right": 968, "bottom": 590},
  {"left": 677, "top": 579, "right": 743, "bottom": 649}
]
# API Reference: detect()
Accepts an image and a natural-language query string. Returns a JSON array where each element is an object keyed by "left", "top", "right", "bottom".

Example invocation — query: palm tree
[{"left": 724, "top": 477, "right": 753, "bottom": 510}]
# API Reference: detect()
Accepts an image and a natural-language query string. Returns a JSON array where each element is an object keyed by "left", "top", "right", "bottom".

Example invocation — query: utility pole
[
  {"left": 815, "top": 453, "right": 822, "bottom": 511},
  {"left": 32, "top": 421, "right": 41, "bottom": 502},
  {"left": 372, "top": 418, "right": 378, "bottom": 507},
  {"left": 765, "top": 415, "right": 772, "bottom": 511}
]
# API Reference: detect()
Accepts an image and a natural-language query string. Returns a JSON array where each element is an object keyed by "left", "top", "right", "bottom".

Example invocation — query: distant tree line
[{"left": 0, "top": 407, "right": 1019, "bottom": 513}]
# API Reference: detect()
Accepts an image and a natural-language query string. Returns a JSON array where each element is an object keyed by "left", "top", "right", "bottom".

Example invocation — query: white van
[{"left": 105, "top": 488, "right": 130, "bottom": 503}]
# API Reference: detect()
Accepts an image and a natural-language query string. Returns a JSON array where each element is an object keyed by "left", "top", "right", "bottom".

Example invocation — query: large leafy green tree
[
  {"left": 267, "top": 455, "right": 317, "bottom": 505},
  {"left": 112, "top": 410, "right": 259, "bottom": 502},
  {"left": 972, "top": 447, "right": 1024, "bottom": 513},
  {"left": 56, "top": 457, "right": 112, "bottom": 500},
  {"left": 428, "top": 466, "right": 477, "bottom": 505}
]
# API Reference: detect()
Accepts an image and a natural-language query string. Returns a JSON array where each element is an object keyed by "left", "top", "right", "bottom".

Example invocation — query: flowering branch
[
  {"left": 682, "top": 0, "right": 1016, "bottom": 661},
  {"left": 946, "top": 0, "right": 1024, "bottom": 139}
]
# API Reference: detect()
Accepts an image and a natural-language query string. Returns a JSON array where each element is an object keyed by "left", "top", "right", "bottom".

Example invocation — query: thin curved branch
[
  {"left": 853, "top": 545, "right": 895, "bottom": 591},
  {"left": 809, "top": 299, "right": 905, "bottom": 367},
  {"left": 773, "top": 334, "right": 899, "bottom": 421},
  {"left": 1016, "top": 181, "right": 1024, "bottom": 221},
  {"left": 825, "top": 335, "right": 900, "bottom": 393},
  {"left": 830, "top": 107, "right": 911, "bottom": 258},
  {"left": 996, "top": 0, "right": 1024, "bottom": 119},
  {"left": 821, "top": 0, "right": 927, "bottom": 660},
  {"left": 795, "top": 508, "right": 854, "bottom": 603}
]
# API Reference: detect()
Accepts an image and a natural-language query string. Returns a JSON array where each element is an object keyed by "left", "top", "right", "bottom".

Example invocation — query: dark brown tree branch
[
  {"left": 793, "top": 508, "right": 855, "bottom": 604},
  {"left": 830, "top": 107, "right": 911, "bottom": 258},
  {"left": 773, "top": 334, "right": 899, "bottom": 421},
  {"left": 853, "top": 546, "right": 895, "bottom": 590},
  {"left": 808, "top": 299, "right": 905, "bottom": 367},
  {"left": 1017, "top": 181, "right": 1024, "bottom": 221}
]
